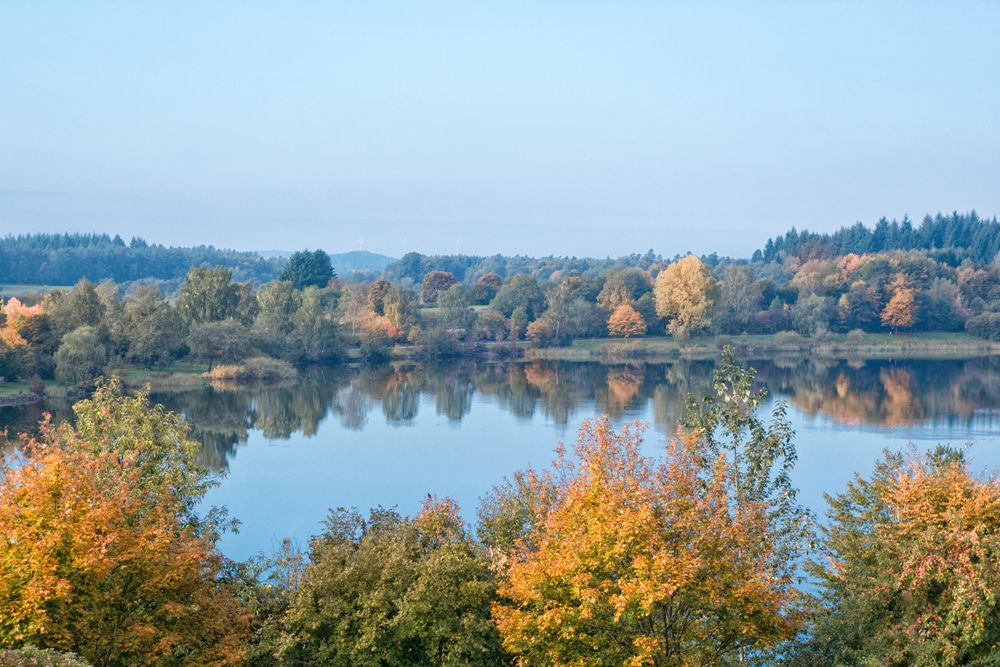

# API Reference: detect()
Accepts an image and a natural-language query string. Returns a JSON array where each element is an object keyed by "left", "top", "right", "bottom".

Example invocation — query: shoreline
[
  {"left": 3, "top": 333, "right": 998, "bottom": 406},
  {"left": 526, "top": 332, "right": 1000, "bottom": 362}
]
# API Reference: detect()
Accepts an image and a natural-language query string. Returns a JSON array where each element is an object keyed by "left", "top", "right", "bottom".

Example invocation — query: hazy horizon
[{"left": 3, "top": 2, "right": 998, "bottom": 257}]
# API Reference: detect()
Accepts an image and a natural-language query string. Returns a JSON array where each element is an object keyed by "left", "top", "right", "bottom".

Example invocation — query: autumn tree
[
  {"left": 0, "top": 381, "right": 249, "bottom": 664},
  {"left": 798, "top": 446, "right": 1000, "bottom": 666},
  {"left": 279, "top": 249, "right": 335, "bottom": 289},
  {"left": 255, "top": 499, "right": 506, "bottom": 665},
  {"left": 881, "top": 274, "right": 916, "bottom": 332},
  {"left": 489, "top": 415, "right": 804, "bottom": 665},
  {"left": 654, "top": 255, "right": 717, "bottom": 340},
  {"left": 596, "top": 269, "right": 651, "bottom": 312},
  {"left": 420, "top": 270, "right": 458, "bottom": 305},
  {"left": 716, "top": 265, "right": 760, "bottom": 333},
  {"left": 367, "top": 278, "right": 392, "bottom": 315},
  {"left": 607, "top": 303, "right": 646, "bottom": 339}
]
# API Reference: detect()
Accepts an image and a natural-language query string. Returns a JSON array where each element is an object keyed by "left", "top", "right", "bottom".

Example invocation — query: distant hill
[{"left": 329, "top": 250, "right": 396, "bottom": 276}]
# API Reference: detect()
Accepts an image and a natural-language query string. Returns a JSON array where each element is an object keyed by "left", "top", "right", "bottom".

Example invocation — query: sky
[{"left": 1, "top": 1, "right": 998, "bottom": 259}]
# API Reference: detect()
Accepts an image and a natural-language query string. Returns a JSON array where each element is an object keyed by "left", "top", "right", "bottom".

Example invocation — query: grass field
[{"left": 0, "top": 284, "right": 71, "bottom": 298}]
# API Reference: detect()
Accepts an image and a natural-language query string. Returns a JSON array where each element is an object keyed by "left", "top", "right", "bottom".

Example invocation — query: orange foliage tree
[
  {"left": 607, "top": 303, "right": 646, "bottom": 339},
  {"left": 0, "top": 381, "right": 249, "bottom": 665},
  {"left": 803, "top": 446, "right": 1000, "bottom": 665},
  {"left": 490, "top": 418, "right": 803, "bottom": 664},
  {"left": 880, "top": 274, "right": 916, "bottom": 332}
]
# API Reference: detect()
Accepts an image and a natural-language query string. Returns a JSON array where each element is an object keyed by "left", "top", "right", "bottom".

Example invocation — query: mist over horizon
[{"left": 3, "top": 3, "right": 998, "bottom": 259}]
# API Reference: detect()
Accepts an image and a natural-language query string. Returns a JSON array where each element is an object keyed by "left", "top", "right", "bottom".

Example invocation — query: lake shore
[{"left": 527, "top": 332, "right": 1000, "bottom": 362}]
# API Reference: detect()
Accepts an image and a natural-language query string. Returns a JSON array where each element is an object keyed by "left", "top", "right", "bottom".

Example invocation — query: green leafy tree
[
  {"left": 291, "top": 286, "right": 342, "bottom": 362},
  {"left": 186, "top": 319, "right": 252, "bottom": 369},
  {"left": 508, "top": 306, "right": 528, "bottom": 341},
  {"left": 438, "top": 284, "right": 475, "bottom": 332},
  {"left": 256, "top": 500, "right": 507, "bottom": 666},
  {"left": 279, "top": 250, "right": 335, "bottom": 290},
  {"left": 791, "top": 293, "right": 834, "bottom": 335},
  {"left": 177, "top": 266, "right": 243, "bottom": 326},
  {"left": 42, "top": 280, "right": 106, "bottom": 337},
  {"left": 121, "top": 285, "right": 184, "bottom": 368},
  {"left": 491, "top": 275, "right": 546, "bottom": 320},
  {"left": 54, "top": 326, "right": 106, "bottom": 385},
  {"left": 254, "top": 281, "right": 302, "bottom": 336}
]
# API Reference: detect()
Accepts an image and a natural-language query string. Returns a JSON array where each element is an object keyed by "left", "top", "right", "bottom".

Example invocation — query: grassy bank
[{"left": 527, "top": 332, "right": 1000, "bottom": 362}]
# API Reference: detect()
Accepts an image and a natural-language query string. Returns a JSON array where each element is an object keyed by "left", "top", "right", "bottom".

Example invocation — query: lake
[{"left": 5, "top": 356, "right": 1000, "bottom": 561}]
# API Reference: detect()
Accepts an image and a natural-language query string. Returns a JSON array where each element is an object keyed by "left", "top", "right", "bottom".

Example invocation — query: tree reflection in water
[{"left": 4, "top": 356, "right": 1000, "bottom": 473}]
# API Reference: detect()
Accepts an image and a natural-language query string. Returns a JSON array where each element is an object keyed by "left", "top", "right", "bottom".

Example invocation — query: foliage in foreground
[
  {"left": 482, "top": 349, "right": 809, "bottom": 665},
  {"left": 0, "top": 381, "right": 249, "bottom": 666},
  {"left": 250, "top": 500, "right": 506, "bottom": 666},
  {"left": 3, "top": 353, "right": 1000, "bottom": 664},
  {"left": 798, "top": 446, "right": 1000, "bottom": 666}
]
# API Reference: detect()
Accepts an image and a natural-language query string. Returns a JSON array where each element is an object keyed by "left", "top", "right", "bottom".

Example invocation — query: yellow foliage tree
[
  {"left": 653, "top": 255, "right": 716, "bottom": 341},
  {"left": 491, "top": 418, "right": 802, "bottom": 665}
]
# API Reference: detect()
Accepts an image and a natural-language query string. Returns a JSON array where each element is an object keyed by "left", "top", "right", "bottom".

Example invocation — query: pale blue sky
[{"left": 2, "top": 2, "right": 998, "bottom": 257}]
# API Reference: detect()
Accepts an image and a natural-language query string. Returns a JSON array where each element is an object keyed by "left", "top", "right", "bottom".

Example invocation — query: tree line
[
  {"left": 2, "top": 352, "right": 999, "bottom": 665},
  {"left": 0, "top": 233, "right": 281, "bottom": 285}
]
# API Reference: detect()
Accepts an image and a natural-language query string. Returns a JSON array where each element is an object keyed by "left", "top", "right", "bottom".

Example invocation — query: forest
[
  {"left": 2, "top": 352, "right": 998, "bottom": 665},
  {"left": 3, "top": 212, "right": 1000, "bottom": 391}
]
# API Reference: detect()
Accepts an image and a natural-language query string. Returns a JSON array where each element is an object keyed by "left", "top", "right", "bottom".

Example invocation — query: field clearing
[{"left": 0, "top": 284, "right": 71, "bottom": 298}]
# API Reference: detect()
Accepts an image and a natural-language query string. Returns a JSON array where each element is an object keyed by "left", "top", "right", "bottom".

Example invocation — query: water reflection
[{"left": 101, "top": 356, "right": 1000, "bottom": 474}]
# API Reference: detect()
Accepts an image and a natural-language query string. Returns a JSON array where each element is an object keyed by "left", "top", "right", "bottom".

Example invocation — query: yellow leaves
[
  {"left": 492, "top": 418, "right": 799, "bottom": 665},
  {"left": 0, "top": 397, "right": 250, "bottom": 664},
  {"left": 653, "top": 255, "right": 717, "bottom": 339}
]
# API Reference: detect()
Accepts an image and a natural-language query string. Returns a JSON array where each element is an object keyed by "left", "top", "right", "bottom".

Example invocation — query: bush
[
  {"left": 847, "top": 328, "right": 866, "bottom": 344},
  {"left": 966, "top": 312, "right": 1000, "bottom": 341},
  {"left": 772, "top": 330, "right": 803, "bottom": 349},
  {"left": 207, "top": 356, "right": 296, "bottom": 382},
  {"left": 0, "top": 647, "right": 90, "bottom": 667},
  {"left": 27, "top": 374, "right": 45, "bottom": 395}
]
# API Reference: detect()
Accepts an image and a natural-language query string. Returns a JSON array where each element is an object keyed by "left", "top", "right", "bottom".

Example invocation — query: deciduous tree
[
  {"left": 799, "top": 447, "right": 1000, "bottom": 666},
  {"left": 420, "top": 271, "right": 458, "bottom": 305},
  {"left": 607, "top": 303, "right": 646, "bottom": 339},
  {"left": 0, "top": 382, "right": 249, "bottom": 665},
  {"left": 654, "top": 255, "right": 716, "bottom": 340}
]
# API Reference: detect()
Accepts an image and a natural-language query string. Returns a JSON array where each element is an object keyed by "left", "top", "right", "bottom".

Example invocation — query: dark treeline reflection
[
  {"left": 4, "top": 356, "right": 1000, "bottom": 471},
  {"left": 145, "top": 356, "right": 1000, "bottom": 473}
]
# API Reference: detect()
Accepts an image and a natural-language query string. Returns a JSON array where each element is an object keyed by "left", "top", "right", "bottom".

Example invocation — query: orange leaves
[
  {"left": 811, "top": 448, "right": 1000, "bottom": 664},
  {"left": 608, "top": 304, "right": 646, "bottom": 339},
  {"left": 0, "top": 389, "right": 250, "bottom": 665},
  {"left": 492, "top": 418, "right": 800, "bottom": 665}
]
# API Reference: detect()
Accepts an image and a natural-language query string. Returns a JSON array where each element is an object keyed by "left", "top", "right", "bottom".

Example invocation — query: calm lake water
[{"left": 5, "top": 356, "right": 1000, "bottom": 561}]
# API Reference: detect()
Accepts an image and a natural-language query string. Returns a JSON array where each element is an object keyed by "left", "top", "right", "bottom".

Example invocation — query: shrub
[
  {"left": 966, "top": 312, "right": 1000, "bottom": 341},
  {"left": 0, "top": 647, "right": 90, "bottom": 667},
  {"left": 207, "top": 356, "right": 296, "bottom": 382}
]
